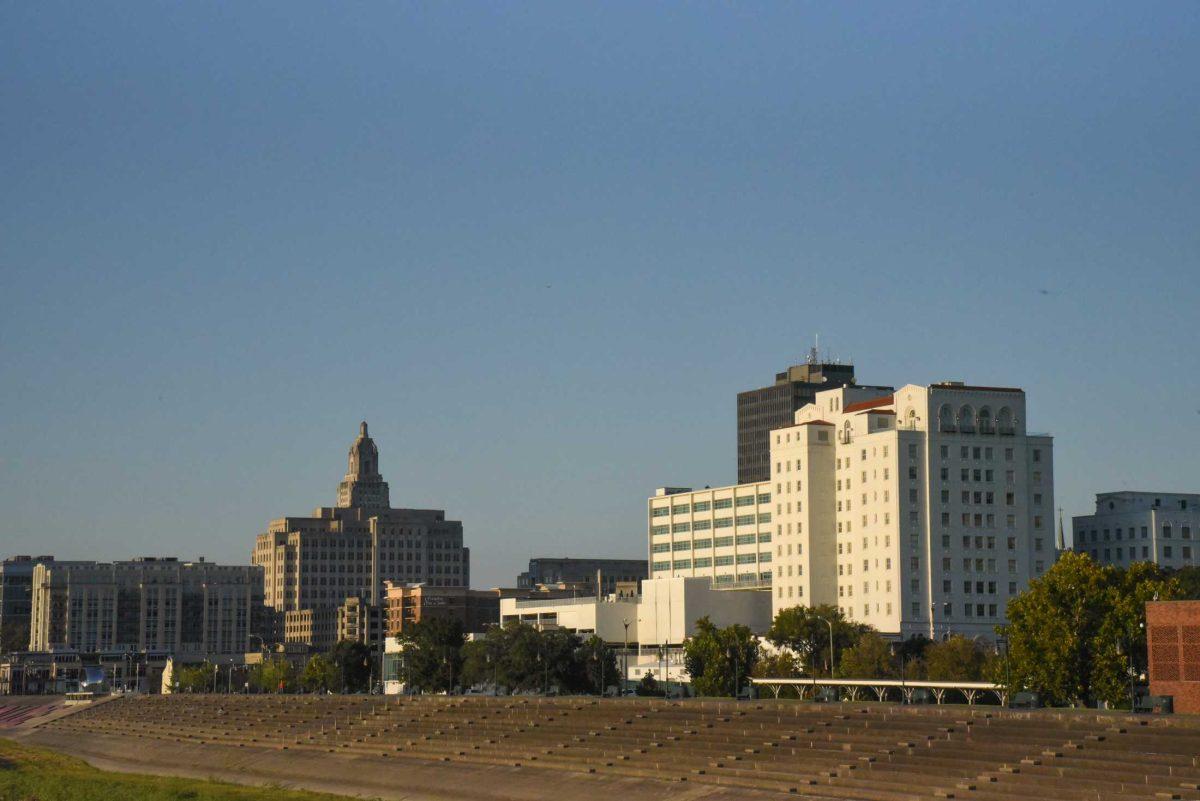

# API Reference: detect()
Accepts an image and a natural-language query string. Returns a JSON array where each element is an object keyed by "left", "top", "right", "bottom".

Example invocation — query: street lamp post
[
  {"left": 536, "top": 651, "right": 547, "bottom": 695},
  {"left": 817, "top": 617, "right": 835, "bottom": 677},
  {"left": 657, "top": 646, "right": 666, "bottom": 697}
]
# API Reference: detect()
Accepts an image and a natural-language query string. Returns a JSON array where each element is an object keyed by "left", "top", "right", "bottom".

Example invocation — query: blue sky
[{"left": 2, "top": 3, "right": 1197, "bottom": 589}]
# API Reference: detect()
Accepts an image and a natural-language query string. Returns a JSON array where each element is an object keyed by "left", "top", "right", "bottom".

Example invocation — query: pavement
[{"left": 11, "top": 723, "right": 787, "bottom": 801}]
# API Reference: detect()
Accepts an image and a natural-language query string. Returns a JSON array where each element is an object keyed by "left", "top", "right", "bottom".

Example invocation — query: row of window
[
  {"left": 652, "top": 553, "right": 772, "bottom": 572},
  {"left": 650, "top": 513, "right": 773, "bottom": 536},
  {"left": 1087, "top": 545, "right": 1192, "bottom": 562},
  {"left": 650, "top": 533, "right": 773, "bottom": 553},
  {"left": 1080, "top": 524, "right": 1192, "bottom": 543},
  {"left": 650, "top": 494, "right": 772, "bottom": 517},
  {"left": 937, "top": 512, "right": 1040, "bottom": 530}
]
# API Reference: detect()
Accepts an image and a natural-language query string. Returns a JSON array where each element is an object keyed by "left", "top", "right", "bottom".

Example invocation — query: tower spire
[{"left": 337, "top": 422, "right": 390, "bottom": 509}]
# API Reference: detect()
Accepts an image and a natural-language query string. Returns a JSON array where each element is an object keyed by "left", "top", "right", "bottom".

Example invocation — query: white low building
[{"left": 498, "top": 576, "right": 772, "bottom": 688}]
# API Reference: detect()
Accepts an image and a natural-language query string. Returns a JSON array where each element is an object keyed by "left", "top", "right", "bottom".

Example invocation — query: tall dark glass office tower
[{"left": 736, "top": 360, "right": 863, "bottom": 483}]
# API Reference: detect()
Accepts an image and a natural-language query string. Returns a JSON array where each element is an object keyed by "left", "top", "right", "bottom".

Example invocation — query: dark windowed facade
[
  {"left": 737, "top": 362, "right": 861, "bottom": 484},
  {"left": 517, "top": 557, "right": 648, "bottom": 596}
]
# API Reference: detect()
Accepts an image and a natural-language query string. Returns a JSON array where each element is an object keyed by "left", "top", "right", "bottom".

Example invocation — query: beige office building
[
  {"left": 770, "top": 382, "right": 1054, "bottom": 640},
  {"left": 252, "top": 423, "right": 468, "bottom": 650},
  {"left": 29, "top": 557, "right": 262, "bottom": 660}
]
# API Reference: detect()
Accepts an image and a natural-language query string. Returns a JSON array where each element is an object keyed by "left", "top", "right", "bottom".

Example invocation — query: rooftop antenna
[{"left": 808, "top": 334, "right": 820, "bottom": 365}]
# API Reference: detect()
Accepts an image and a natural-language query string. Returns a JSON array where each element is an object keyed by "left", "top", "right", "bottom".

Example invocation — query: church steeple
[{"left": 337, "top": 422, "right": 390, "bottom": 509}]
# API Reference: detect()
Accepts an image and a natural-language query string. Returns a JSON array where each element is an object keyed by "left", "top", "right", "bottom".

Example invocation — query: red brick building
[
  {"left": 1146, "top": 600, "right": 1200, "bottom": 713},
  {"left": 383, "top": 583, "right": 500, "bottom": 637}
]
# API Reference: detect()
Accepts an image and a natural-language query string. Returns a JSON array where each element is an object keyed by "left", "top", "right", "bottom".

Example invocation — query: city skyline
[{"left": 3, "top": 4, "right": 1199, "bottom": 590}]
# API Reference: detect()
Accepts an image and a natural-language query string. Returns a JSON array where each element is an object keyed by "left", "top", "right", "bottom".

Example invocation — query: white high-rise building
[{"left": 770, "top": 382, "right": 1055, "bottom": 640}]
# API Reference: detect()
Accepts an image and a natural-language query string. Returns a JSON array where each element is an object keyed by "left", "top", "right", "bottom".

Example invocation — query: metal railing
[{"left": 750, "top": 676, "right": 1006, "bottom": 705}]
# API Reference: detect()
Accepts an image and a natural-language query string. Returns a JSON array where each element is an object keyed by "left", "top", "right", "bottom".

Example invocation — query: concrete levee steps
[{"left": 36, "top": 695, "right": 1200, "bottom": 801}]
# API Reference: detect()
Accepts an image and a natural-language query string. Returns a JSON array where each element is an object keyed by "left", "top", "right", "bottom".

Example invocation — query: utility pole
[{"left": 622, "top": 619, "right": 630, "bottom": 695}]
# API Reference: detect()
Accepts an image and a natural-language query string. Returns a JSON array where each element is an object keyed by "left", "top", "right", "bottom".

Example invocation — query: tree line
[{"left": 173, "top": 639, "right": 373, "bottom": 694}]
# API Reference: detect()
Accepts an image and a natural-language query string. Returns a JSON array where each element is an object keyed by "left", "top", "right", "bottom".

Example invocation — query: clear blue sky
[{"left": 2, "top": 4, "right": 1197, "bottom": 589}]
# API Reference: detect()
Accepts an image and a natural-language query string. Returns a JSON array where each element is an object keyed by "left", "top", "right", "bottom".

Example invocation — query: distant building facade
[
  {"left": 648, "top": 484, "right": 775, "bottom": 591},
  {"left": 252, "top": 423, "right": 469, "bottom": 650},
  {"left": 383, "top": 583, "right": 500, "bottom": 637},
  {"left": 1, "top": 556, "right": 91, "bottom": 652},
  {"left": 517, "top": 557, "right": 647, "bottom": 597},
  {"left": 769, "top": 381, "right": 1055, "bottom": 640},
  {"left": 1073, "top": 492, "right": 1198, "bottom": 568},
  {"left": 28, "top": 557, "right": 264, "bottom": 661},
  {"left": 737, "top": 359, "right": 881, "bottom": 484}
]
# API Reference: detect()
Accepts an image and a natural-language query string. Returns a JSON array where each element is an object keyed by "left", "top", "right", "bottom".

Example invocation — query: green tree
[
  {"left": 581, "top": 635, "right": 618, "bottom": 695},
  {"left": 1091, "top": 561, "right": 1176, "bottom": 706},
  {"left": 174, "top": 661, "right": 216, "bottom": 693},
  {"left": 458, "top": 622, "right": 596, "bottom": 695},
  {"left": 249, "top": 656, "right": 295, "bottom": 693},
  {"left": 683, "top": 616, "right": 759, "bottom": 697},
  {"left": 896, "top": 634, "right": 932, "bottom": 664},
  {"left": 752, "top": 650, "right": 803, "bottom": 680},
  {"left": 498, "top": 621, "right": 546, "bottom": 692},
  {"left": 458, "top": 637, "right": 495, "bottom": 690},
  {"left": 301, "top": 653, "right": 339, "bottom": 693},
  {"left": 924, "top": 636, "right": 988, "bottom": 681},
  {"left": 1169, "top": 566, "right": 1200, "bottom": 600},
  {"left": 1000, "top": 552, "right": 1177, "bottom": 707},
  {"left": 635, "top": 673, "right": 665, "bottom": 697},
  {"left": 766, "top": 604, "right": 867, "bottom": 676},
  {"left": 399, "top": 617, "right": 465, "bottom": 693},
  {"left": 540, "top": 628, "right": 589, "bottom": 694},
  {"left": 837, "top": 632, "right": 896, "bottom": 679},
  {"left": 330, "top": 640, "right": 373, "bottom": 693}
]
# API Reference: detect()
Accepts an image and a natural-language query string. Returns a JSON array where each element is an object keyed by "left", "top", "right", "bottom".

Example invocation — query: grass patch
[{"left": 0, "top": 739, "right": 357, "bottom": 801}]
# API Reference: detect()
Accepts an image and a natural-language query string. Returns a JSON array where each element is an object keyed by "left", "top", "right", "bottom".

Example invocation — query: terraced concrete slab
[{"left": 15, "top": 729, "right": 806, "bottom": 801}]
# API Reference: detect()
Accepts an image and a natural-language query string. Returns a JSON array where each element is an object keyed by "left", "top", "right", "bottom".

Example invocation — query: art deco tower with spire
[{"left": 336, "top": 421, "right": 390, "bottom": 509}]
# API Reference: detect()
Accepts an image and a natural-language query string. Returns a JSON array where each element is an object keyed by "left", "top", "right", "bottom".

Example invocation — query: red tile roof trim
[{"left": 843, "top": 395, "right": 894, "bottom": 413}]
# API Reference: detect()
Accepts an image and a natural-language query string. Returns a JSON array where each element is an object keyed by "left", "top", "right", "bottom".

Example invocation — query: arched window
[
  {"left": 959, "top": 405, "right": 975, "bottom": 433},
  {"left": 997, "top": 406, "right": 1013, "bottom": 434},
  {"left": 938, "top": 404, "right": 954, "bottom": 432},
  {"left": 842, "top": 420, "right": 852, "bottom": 444},
  {"left": 978, "top": 406, "right": 992, "bottom": 434}
]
